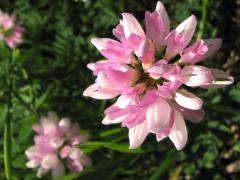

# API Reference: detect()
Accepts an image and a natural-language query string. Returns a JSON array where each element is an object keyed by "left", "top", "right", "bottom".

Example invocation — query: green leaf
[
  {"left": 229, "top": 89, "right": 240, "bottom": 103},
  {"left": 99, "top": 128, "right": 123, "bottom": 138},
  {"left": 233, "top": 142, "right": 240, "bottom": 152},
  {"left": 35, "top": 87, "right": 52, "bottom": 109},
  {"left": 207, "top": 120, "right": 231, "bottom": 133},
  {"left": 79, "top": 141, "right": 144, "bottom": 154}
]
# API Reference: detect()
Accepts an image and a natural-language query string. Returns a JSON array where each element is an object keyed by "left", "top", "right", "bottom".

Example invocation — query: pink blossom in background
[
  {"left": 25, "top": 112, "right": 91, "bottom": 178},
  {"left": 84, "top": 1, "right": 234, "bottom": 150},
  {"left": 0, "top": 11, "right": 24, "bottom": 48}
]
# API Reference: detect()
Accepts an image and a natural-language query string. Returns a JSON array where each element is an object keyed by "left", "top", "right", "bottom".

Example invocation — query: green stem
[
  {"left": 4, "top": 49, "right": 15, "bottom": 180},
  {"left": 4, "top": 108, "right": 12, "bottom": 180},
  {"left": 197, "top": 0, "right": 208, "bottom": 39}
]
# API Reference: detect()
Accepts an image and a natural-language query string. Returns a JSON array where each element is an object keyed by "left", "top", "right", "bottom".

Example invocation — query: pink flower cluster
[
  {"left": 25, "top": 112, "right": 91, "bottom": 178},
  {"left": 0, "top": 11, "right": 24, "bottom": 48},
  {"left": 84, "top": 1, "right": 234, "bottom": 150}
]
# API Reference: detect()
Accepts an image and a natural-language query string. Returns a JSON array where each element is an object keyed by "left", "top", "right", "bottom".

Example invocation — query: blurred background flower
[
  {"left": 25, "top": 112, "right": 91, "bottom": 178},
  {"left": 0, "top": 10, "right": 24, "bottom": 48}
]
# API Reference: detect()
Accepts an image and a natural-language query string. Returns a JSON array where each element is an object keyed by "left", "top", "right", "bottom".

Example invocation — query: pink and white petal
[
  {"left": 60, "top": 145, "right": 71, "bottom": 159},
  {"left": 122, "top": 111, "right": 146, "bottom": 128},
  {"left": 139, "top": 39, "right": 155, "bottom": 69},
  {"left": 112, "top": 24, "right": 125, "bottom": 40},
  {"left": 69, "top": 148, "right": 83, "bottom": 160},
  {"left": 157, "top": 84, "right": 173, "bottom": 99},
  {"left": 59, "top": 118, "right": 71, "bottom": 133},
  {"left": 145, "top": 12, "right": 166, "bottom": 49},
  {"left": 6, "top": 39, "right": 16, "bottom": 49},
  {"left": 201, "top": 69, "right": 234, "bottom": 88},
  {"left": 37, "top": 167, "right": 48, "bottom": 178},
  {"left": 212, "top": 69, "right": 233, "bottom": 79},
  {"left": 122, "top": 13, "right": 145, "bottom": 38},
  {"left": 212, "top": 69, "right": 234, "bottom": 85},
  {"left": 26, "top": 159, "right": 40, "bottom": 168},
  {"left": 147, "top": 63, "right": 176, "bottom": 79},
  {"left": 39, "top": 113, "right": 59, "bottom": 136},
  {"left": 102, "top": 114, "right": 127, "bottom": 125},
  {"left": 41, "top": 154, "right": 59, "bottom": 170},
  {"left": 96, "top": 71, "right": 116, "bottom": 88},
  {"left": 139, "top": 90, "right": 158, "bottom": 107},
  {"left": 83, "top": 83, "right": 119, "bottom": 99},
  {"left": 147, "top": 64, "right": 175, "bottom": 75},
  {"left": 178, "top": 107, "right": 204, "bottom": 123},
  {"left": 32, "top": 124, "right": 43, "bottom": 134},
  {"left": 169, "top": 110, "right": 188, "bottom": 150},
  {"left": 129, "top": 121, "right": 148, "bottom": 149},
  {"left": 105, "top": 67, "right": 139, "bottom": 89},
  {"left": 70, "top": 136, "right": 80, "bottom": 146},
  {"left": 156, "top": 127, "right": 172, "bottom": 142},
  {"left": 145, "top": 1, "right": 169, "bottom": 49},
  {"left": 40, "top": 117, "right": 58, "bottom": 136},
  {"left": 165, "top": 31, "right": 183, "bottom": 59},
  {"left": 156, "top": 133, "right": 168, "bottom": 142},
  {"left": 69, "top": 134, "right": 90, "bottom": 145},
  {"left": 79, "top": 154, "right": 92, "bottom": 166},
  {"left": 52, "top": 162, "right": 65, "bottom": 179},
  {"left": 146, "top": 98, "right": 171, "bottom": 133},
  {"left": 104, "top": 105, "right": 130, "bottom": 119},
  {"left": 67, "top": 159, "right": 83, "bottom": 172},
  {"left": 175, "top": 15, "right": 197, "bottom": 48},
  {"left": 115, "top": 94, "right": 135, "bottom": 108},
  {"left": 100, "top": 41, "right": 129, "bottom": 62},
  {"left": 50, "top": 137, "right": 65, "bottom": 148},
  {"left": 181, "top": 40, "right": 208, "bottom": 64},
  {"left": 155, "top": 1, "right": 170, "bottom": 31},
  {"left": 91, "top": 37, "right": 118, "bottom": 51},
  {"left": 181, "top": 65, "right": 214, "bottom": 87},
  {"left": 34, "top": 135, "right": 55, "bottom": 153},
  {"left": 25, "top": 146, "right": 38, "bottom": 159},
  {"left": 175, "top": 89, "right": 203, "bottom": 110},
  {"left": 87, "top": 61, "right": 113, "bottom": 75},
  {"left": 156, "top": 108, "right": 175, "bottom": 141},
  {"left": 165, "top": 15, "right": 197, "bottom": 59},
  {"left": 201, "top": 39, "right": 222, "bottom": 60},
  {"left": 126, "top": 34, "right": 143, "bottom": 55},
  {"left": 204, "top": 81, "right": 234, "bottom": 88}
]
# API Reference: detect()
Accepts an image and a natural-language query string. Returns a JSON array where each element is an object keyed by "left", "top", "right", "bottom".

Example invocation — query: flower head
[
  {"left": 25, "top": 112, "right": 91, "bottom": 178},
  {"left": 0, "top": 11, "right": 24, "bottom": 48},
  {"left": 84, "top": 1, "right": 234, "bottom": 150}
]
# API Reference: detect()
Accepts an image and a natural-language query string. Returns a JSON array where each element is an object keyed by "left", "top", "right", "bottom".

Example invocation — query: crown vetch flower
[
  {"left": 84, "top": 1, "right": 234, "bottom": 150},
  {"left": 0, "top": 11, "right": 24, "bottom": 48},
  {"left": 25, "top": 112, "right": 91, "bottom": 178}
]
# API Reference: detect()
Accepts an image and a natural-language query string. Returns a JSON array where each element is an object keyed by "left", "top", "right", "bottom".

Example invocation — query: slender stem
[
  {"left": 4, "top": 107, "right": 12, "bottom": 180},
  {"left": 4, "top": 49, "right": 15, "bottom": 180},
  {"left": 197, "top": 0, "right": 208, "bottom": 39}
]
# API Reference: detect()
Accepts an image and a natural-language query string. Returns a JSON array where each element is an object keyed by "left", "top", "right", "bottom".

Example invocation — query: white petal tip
[{"left": 155, "top": 1, "right": 165, "bottom": 11}]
